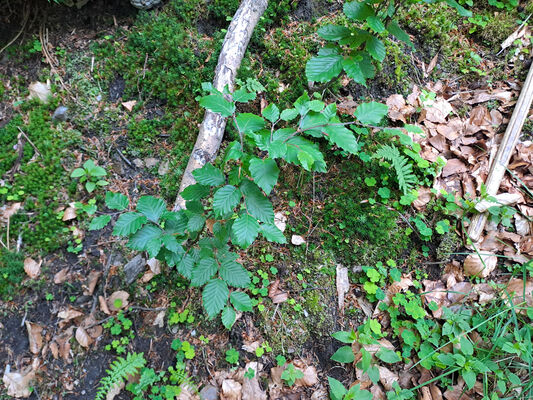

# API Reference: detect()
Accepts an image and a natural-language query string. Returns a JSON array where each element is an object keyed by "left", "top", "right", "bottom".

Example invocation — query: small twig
[
  {"left": 115, "top": 148, "right": 134, "bottom": 168},
  {"left": 17, "top": 128, "right": 42, "bottom": 158}
]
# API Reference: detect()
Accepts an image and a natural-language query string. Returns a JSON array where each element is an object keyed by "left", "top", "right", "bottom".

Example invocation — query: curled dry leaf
[
  {"left": 25, "top": 321, "right": 43, "bottom": 354},
  {"left": 442, "top": 159, "right": 467, "bottom": 178},
  {"left": 274, "top": 212, "right": 287, "bottom": 233},
  {"left": 2, "top": 366, "right": 36, "bottom": 398},
  {"left": 62, "top": 206, "right": 77, "bottom": 221},
  {"left": 107, "top": 291, "right": 130, "bottom": 312},
  {"left": 222, "top": 379, "right": 242, "bottom": 400},
  {"left": 75, "top": 326, "right": 93, "bottom": 348},
  {"left": 295, "top": 366, "right": 318, "bottom": 387},
  {"left": 413, "top": 188, "right": 432, "bottom": 211},
  {"left": 147, "top": 258, "right": 161, "bottom": 274},
  {"left": 54, "top": 268, "right": 70, "bottom": 284},
  {"left": 122, "top": 100, "right": 137, "bottom": 112},
  {"left": 515, "top": 214, "right": 530, "bottom": 236},
  {"left": 99, "top": 295, "right": 111, "bottom": 315},
  {"left": 474, "top": 192, "right": 523, "bottom": 212},
  {"left": 506, "top": 278, "right": 533, "bottom": 309},
  {"left": 2, "top": 202, "right": 21, "bottom": 219},
  {"left": 291, "top": 235, "right": 305, "bottom": 246},
  {"left": 241, "top": 362, "right": 266, "bottom": 400},
  {"left": 83, "top": 270, "right": 102, "bottom": 295},
  {"left": 268, "top": 279, "right": 288, "bottom": 304},
  {"left": 28, "top": 81, "right": 52, "bottom": 103},
  {"left": 463, "top": 253, "right": 498, "bottom": 278},
  {"left": 152, "top": 310, "right": 166, "bottom": 328},
  {"left": 23, "top": 258, "right": 42, "bottom": 279},
  {"left": 378, "top": 366, "right": 399, "bottom": 391}
]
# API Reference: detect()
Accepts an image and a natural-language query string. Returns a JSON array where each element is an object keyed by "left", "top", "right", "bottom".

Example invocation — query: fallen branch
[
  {"left": 173, "top": 0, "right": 268, "bottom": 210},
  {"left": 467, "top": 61, "right": 533, "bottom": 242}
]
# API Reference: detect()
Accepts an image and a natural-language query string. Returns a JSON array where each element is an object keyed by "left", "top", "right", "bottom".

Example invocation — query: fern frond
[
  {"left": 374, "top": 144, "right": 417, "bottom": 194},
  {"left": 95, "top": 352, "right": 146, "bottom": 400}
]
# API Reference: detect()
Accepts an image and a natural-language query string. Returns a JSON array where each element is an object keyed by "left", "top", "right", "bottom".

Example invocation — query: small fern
[
  {"left": 95, "top": 352, "right": 146, "bottom": 400},
  {"left": 374, "top": 144, "right": 418, "bottom": 194}
]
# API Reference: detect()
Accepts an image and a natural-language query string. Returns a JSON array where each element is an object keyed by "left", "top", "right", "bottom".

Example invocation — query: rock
[
  {"left": 158, "top": 160, "right": 170, "bottom": 176},
  {"left": 144, "top": 157, "right": 159, "bottom": 168},
  {"left": 130, "top": 0, "right": 161, "bottom": 9},
  {"left": 133, "top": 158, "right": 144, "bottom": 168},
  {"left": 123, "top": 254, "right": 146, "bottom": 284},
  {"left": 52, "top": 106, "right": 69, "bottom": 121},
  {"left": 199, "top": 384, "right": 218, "bottom": 400}
]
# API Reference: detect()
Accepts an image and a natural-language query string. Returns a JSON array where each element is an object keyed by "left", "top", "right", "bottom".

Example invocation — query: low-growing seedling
[
  {"left": 225, "top": 348, "right": 240, "bottom": 365},
  {"left": 281, "top": 363, "right": 304, "bottom": 387},
  {"left": 70, "top": 159, "right": 108, "bottom": 193}
]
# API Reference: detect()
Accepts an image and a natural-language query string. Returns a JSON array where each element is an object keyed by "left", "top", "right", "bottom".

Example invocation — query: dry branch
[
  {"left": 173, "top": 0, "right": 269, "bottom": 210},
  {"left": 467, "top": 62, "right": 533, "bottom": 242}
]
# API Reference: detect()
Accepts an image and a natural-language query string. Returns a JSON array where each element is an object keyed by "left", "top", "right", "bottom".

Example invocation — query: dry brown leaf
[
  {"left": 426, "top": 53, "right": 439, "bottom": 76},
  {"left": 515, "top": 214, "right": 530, "bottom": 236},
  {"left": 268, "top": 279, "right": 288, "bottom": 304},
  {"left": 295, "top": 366, "right": 318, "bottom": 387},
  {"left": 447, "top": 282, "right": 473, "bottom": 303},
  {"left": 506, "top": 278, "right": 533, "bottom": 309},
  {"left": 291, "top": 235, "right": 306, "bottom": 245},
  {"left": 378, "top": 366, "right": 398, "bottom": 391},
  {"left": 54, "top": 268, "right": 70, "bottom": 284},
  {"left": 23, "top": 258, "right": 42, "bottom": 279},
  {"left": 152, "top": 310, "right": 166, "bottom": 328},
  {"left": 99, "top": 295, "right": 111, "bottom": 315},
  {"left": 423, "top": 280, "right": 447, "bottom": 318},
  {"left": 147, "top": 258, "right": 161, "bottom": 274},
  {"left": 474, "top": 192, "right": 523, "bottom": 212},
  {"left": 28, "top": 81, "right": 52, "bottom": 103},
  {"left": 413, "top": 188, "right": 432, "bottom": 211},
  {"left": 241, "top": 362, "right": 266, "bottom": 400},
  {"left": 370, "top": 384, "right": 386, "bottom": 400},
  {"left": 222, "top": 379, "right": 242, "bottom": 400},
  {"left": 50, "top": 341, "right": 59, "bottom": 359},
  {"left": 2, "top": 366, "right": 36, "bottom": 398},
  {"left": 442, "top": 159, "right": 467, "bottom": 178},
  {"left": 106, "top": 381, "right": 125, "bottom": 400},
  {"left": 463, "top": 253, "right": 498, "bottom": 278},
  {"left": 2, "top": 202, "right": 21, "bottom": 219},
  {"left": 58, "top": 307, "right": 84, "bottom": 322},
  {"left": 62, "top": 206, "right": 77, "bottom": 221},
  {"left": 25, "top": 321, "right": 43, "bottom": 354},
  {"left": 274, "top": 212, "right": 287, "bottom": 232},
  {"left": 107, "top": 291, "right": 130, "bottom": 312},
  {"left": 422, "top": 98, "right": 453, "bottom": 124},
  {"left": 122, "top": 100, "right": 137, "bottom": 112},
  {"left": 75, "top": 326, "right": 93, "bottom": 348},
  {"left": 500, "top": 22, "right": 527, "bottom": 51},
  {"left": 336, "top": 264, "right": 350, "bottom": 313},
  {"left": 83, "top": 270, "right": 102, "bottom": 295}
]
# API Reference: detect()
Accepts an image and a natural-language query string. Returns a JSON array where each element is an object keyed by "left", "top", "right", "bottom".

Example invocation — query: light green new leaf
[
  {"left": 113, "top": 212, "right": 147, "bottom": 236},
  {"left": 89, "top": 215, "right": 111, "bottom": 230},
  {"left": 213, "top": 185, "right": 241, "bottom": 218},
  {"left": 219, "top": 259, "right": 250, "bottom": 288},
  {"left": 344, "top": 1, "right": 374, "bottom": 20},
  {"left": 105, "top": 192, "right": 129, "bottom": 211},
  {"left": 261, "top": 103, "right": 280, "bottom": 123},
  {"left": 240, "top": 180, "right": 274, "bottom": 223},
  {"left": 136, "top": 196, "right": 167, "bottom": 223},
  {"left": 199, "top": 94, "right": 235, "bottom": 117},
  {"left": 260, "top": 223, "right": 286, "bottom": 244},
  {"left": 297, "top": 150, "right": 314, "bottom": 171},
  {"left": 230, "top": 291, "right": 252, "bottom": 312},
  {"left": 354, "top": 101, "right": 388, "bottom": 125},
  {"left": 203, "top": 279, "right": 229, "bottom": 319},
  {"left": 127, "top": 225, "right": 162, "bottom": 251},
  {"left": 324, "top": 125, "right": 357, "bottom": 154},
  {"left": 317, "top": 25, "right": 351, "bottom": 41},
  {"left": 221, "top": 306, "right": 236, "bottom": 329},
  {"left": 342, "top": 56, "right": 367, "bottom": 86},
  {"left": 376, "top": 348, "right": 401, "bottom": 363},
  {"left": 330, "top": 346, "right": 355, "bottom": 363},
  {"left": 235, "top": 113, "right": 266, "bottom": 134},
  {"left": 232, "top": 214, "right": 260, "bottom": 248},
  {"left": 224, "top": 141, "right": 244, "bottom": 162},
  {"left": 404, "top": 124, "right": 424, "bottom": 134},
  {"left": 232, "top": 88, "right": 256, "bottom": 103},
  {"left": 192, "top": 163, "right": 225, "bottom": 186},
  {"left": 365, "top": 35, "right": 386, "bottom": 62},
  {"left": 331, "top": 330, "right": 356, "bottom": 344},
  {"left": 305, "top": 55, "right": 343, "bottom": 83},
  {"left": 191, "top": 257, "right": 217, "bottom": 286},
  {"left": 249, "top": 158, "right": 279, "bottom": 195},
  {"left": 70, "top": 168, "right": 85, "bottom": 178}
]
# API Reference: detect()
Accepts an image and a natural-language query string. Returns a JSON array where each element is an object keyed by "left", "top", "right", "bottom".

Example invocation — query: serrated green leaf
[
  {"left": 365, "top": 36, "right": 386, "bottom": 62},
  {"left": 354, "top": 102, "right": 388, "bottom": 125},
  {"left": 445, "top": 0, "right": 472, "bottom": 17},
  {"left": 232, "top": 88, "right": 256, "bottom": 103},
  {"left": 192, "top": 164, "right": 225, "bottom": 186},
  {"left": 376, "top": 348, "right": 401, "bottom": 363},
  {"left": 181, "top": 184, "right": 211, "bottom": 201},
  {"left": 366, "top": 16, "right": 385, "bottom": 33},
  {"left": 324, "top": 125, "right": 357, "bottom": 154},
  {"left": 232, "top": 213, "right": 260, "bottom": 248},
  {"left": 219, "top": 259, "right": 250, "bottom": 288},
  {"left": 161, "top": 234, "right": 181, "bottom": 253},
  {"left": 342, "top": 56, "right": 366, "bottom": 86},
  {"left": 136, "top": 196, "right": 167, "bottom": 223},
  {"left": 328, "top": 377, "right": 347, "bottom": 400},
  {"left": 224, "top": 141, "right": 244, "bottom": 162},
  {"left": 386, "top": 20, "right": 413, "bottom": 47},
  {"left": 203, "top": 279, "right": 229, "bottom": 319},
  {"left": 235, "top": 113, "right": 266, "bottom": 134},
  {"left": 344, "top": 1, "right": 374, "bottom": 20},
  {"left": 230, "top": 291, "right": 252, "bottom": 312},
  {"left": 297, "top": 150, "right": 314, "bottom": 171},
  {"left": 213, "top": 185, "right": 242, "bottom": 218},
  {"left": 89, "top": 215, "right": 111, "bottom": 230},
  {"left": 260, "top": 223, "right": 286, "bottom": 244},
  {"left": 240, "top": 180, "right": 274, "bottom": 223},
  {"left": 199, "top": 94, "right": 235, "bottom": 117},
  {"left": 187, "top": 214, "right": 206, "bottom": 233},
  {"left": 162, "top": 211, "right": 188, "bottom": 235},
  {"left": 145, "top": 237, "right": 163, "bottom": 258},
  {"left": 262, "top": 103, "right": 280, "bottom": 123},
  {"left": 191, "top": 257, "right": 218, "bottom": 286},
  {"left": 305, "top": 55, "right": 343, "bottom": 83},
  {"left": 280, "top": 108, "right": 299, "bottom": 121},
  {"left": 105, "top": 192, "right": 129, "bottom": 211},
  {"left": 249, "top": 158, "right": 279, "bottom": 195},
  {"left": 404, "top": 124, "right": 424, "bottom": 134},
  {"left": 113, "top": 212, "right": 147, "bottom": 236},
  {"left": 331, "top": 346, "right": 355, "bottom": 363},
  {"left": 317, "top": 25, "right": 351, "bottom": 41},
  {"left": 127, "top": 225, "right": 162, "bottom": 251},
  {"left": 177, "top": 253, "right": 194, "bottom": 279},
  {"left": 221, "top": 306, "right": 236, "bottom": 329}
]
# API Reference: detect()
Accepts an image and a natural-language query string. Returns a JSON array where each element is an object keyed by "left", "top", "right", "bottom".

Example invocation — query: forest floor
[{"left": 1, "top": 0, "right": 533, "bottom": 399}]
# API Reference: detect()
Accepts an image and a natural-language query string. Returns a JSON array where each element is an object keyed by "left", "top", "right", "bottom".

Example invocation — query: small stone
[
  {"left": 144, "top": 157, "right": 159, "bottom": 168},
  {"left": 274, "top": 212, "right": 287, "bottom": 232},
  {"left": 130, "top": 0, "right": 161, "bottom": 9},
  {"left": 291, "top": 235, "right": 306, "bottom": 246},
  {"left": 133, "top": 158, "right": 144, "bottom": 168},
  {"left": 52, "top": 106, "right": 68, "bottom": 121},
  {"left": 158, "top": 160, "right": 170, "bottom": 176},
  {"left": 199, "top": 385, "right": 218, "bottom": 400},
  {"left": 123, "top": 254, "right": 146, "bottom": 284}
]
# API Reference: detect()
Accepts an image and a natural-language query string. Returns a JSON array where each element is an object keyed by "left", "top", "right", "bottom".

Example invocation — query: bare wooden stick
[
  {"left": 467, "top": 62, "right": 533, "bottom": 242},
  {"left": 173, "top": 0, "right": 268, "bottom": 210}
]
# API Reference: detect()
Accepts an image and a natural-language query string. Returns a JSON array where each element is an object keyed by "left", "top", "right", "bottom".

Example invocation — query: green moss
[
  {"left": 0, "top": 249, "right": 25, "bottom": 300},
  {"left": 436, "top": 231, "right": 461, "bottom": 262},
  {"left": 479, "top": 12, "right": 516, "bottom": 48},
  {"left": 0, "top": 100, "right": 80, "bottom": 253}
]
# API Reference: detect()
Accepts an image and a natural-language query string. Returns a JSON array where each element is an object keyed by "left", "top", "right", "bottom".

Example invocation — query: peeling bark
[{"left": 173, "top": 0, "right": 269, "bottom": 210}]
